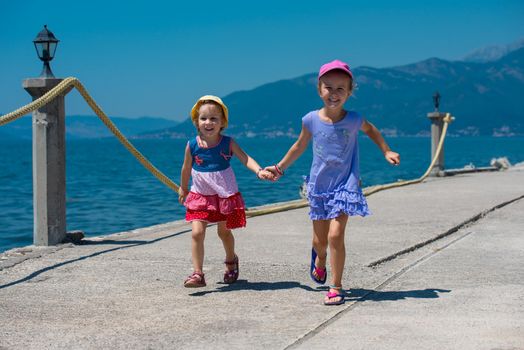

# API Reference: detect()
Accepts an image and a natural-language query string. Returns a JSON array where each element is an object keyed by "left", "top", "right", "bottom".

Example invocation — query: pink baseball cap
[{"left": 318, "top": 59, "right": 353, "bottom": 80}]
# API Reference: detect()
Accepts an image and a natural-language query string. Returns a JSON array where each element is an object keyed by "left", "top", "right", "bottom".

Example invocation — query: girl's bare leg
[
  {"left": 217, "top": 221, "right": 235, "bottom": 262},
  {"left": 218, "top": 222, "right": 239, "bottom": 283},
  {"left": 312, "top": 219, "right": 330, "bottom": 277},
  {"left": 191, "top": 221, "right": 207, "bottom": 273},
  {"left": 326, "top": 214, "right": 349, "bottom": 303}
]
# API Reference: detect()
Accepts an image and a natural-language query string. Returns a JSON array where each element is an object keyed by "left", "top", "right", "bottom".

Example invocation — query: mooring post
[
  {"left": 427, "top": 111, "right": 446, "bottom": 176},
  {"left": 427, "top": 91, "right": 446, "bottom": 176},
  {"left": 23, "top": 78, "right": 66, "bottom": 245}
]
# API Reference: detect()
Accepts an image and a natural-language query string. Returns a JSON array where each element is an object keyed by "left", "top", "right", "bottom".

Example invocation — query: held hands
[
  {"left": 256, "top": 168, "right": 277, "bottom": 181},
  {"left": 385, "top": 151, "right": 400, "bottom": 165},
  {"left": 263, "top": 165, "right": 283, "bottom": 181}
]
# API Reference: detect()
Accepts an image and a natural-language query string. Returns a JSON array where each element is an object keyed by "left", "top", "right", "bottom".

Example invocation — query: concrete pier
[{"left": 1, "top": 166, "right": 523, "bottom": 349}]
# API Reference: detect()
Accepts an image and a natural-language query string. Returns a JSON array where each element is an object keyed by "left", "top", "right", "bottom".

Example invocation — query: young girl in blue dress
[
  {"left": 179, "top": 95, "right": 273, "bottom": 288},
  {"left": 268, "top": 60, "right": 400, "bottom": 305}
]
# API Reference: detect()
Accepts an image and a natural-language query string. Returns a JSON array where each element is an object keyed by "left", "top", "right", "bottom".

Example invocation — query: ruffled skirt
[
  {"left": 307, "top": 188, "right": 370, "bottom": 220},
  {"left": 184, "top": 191, "right": 246, "bottom": 229}
]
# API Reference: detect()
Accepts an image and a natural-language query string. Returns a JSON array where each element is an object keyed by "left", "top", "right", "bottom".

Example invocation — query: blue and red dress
[{"left": 184, "top": 135, "right": 246, "bottom": 229}]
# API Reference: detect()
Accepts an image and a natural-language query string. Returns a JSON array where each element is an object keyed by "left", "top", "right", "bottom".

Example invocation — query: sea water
[{"left": 1, "top": 136, "right": 523, "bottom": 252}]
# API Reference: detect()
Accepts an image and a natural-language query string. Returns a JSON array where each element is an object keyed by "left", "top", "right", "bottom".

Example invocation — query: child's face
[
  {"left": 196, "top": 103, "right": 224, "bottom": 138},
  {"left": 318, "top": 71, "right": 352, "bottom": 110}
]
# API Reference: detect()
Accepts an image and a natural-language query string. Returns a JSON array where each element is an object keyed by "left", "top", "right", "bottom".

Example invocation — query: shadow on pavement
[
  {"left": 347, "top": 288, "right": 451, "bottom": 302},
  {"left": 0, "top": 229, "right": 191, "bottom": 290},
  {"left": 189, "top": 279, "right": 318, "bottom": 296},
  {"left": 189, "top": 284, "right": 450, "bottom": 303}
]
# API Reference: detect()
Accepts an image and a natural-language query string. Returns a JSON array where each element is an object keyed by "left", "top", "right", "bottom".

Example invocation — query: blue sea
[{"left": 1, "top": 136, "right": 523, "bottom": 253}]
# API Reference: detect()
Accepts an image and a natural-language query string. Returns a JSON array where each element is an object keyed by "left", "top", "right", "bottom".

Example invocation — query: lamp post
[
  {"left": 24, "top": 25, "right": 67, "bottom": 246},
  {"left": 33, "top": 25, "right": 60, "bottom": 78}
]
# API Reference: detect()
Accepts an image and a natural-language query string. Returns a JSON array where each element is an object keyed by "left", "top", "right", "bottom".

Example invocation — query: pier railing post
[
  {"left": 23, "top": 78, "right": 66, "bottom": 246},
  {"left": 427, "top": 111, "right": 446, "bottom": 176}
]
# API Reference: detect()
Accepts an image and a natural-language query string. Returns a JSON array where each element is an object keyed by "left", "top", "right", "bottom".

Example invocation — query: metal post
[
  {"left": 427, "top": 111, "right": 446, "bottom": 176},
  {"left": 23, "top": 78, "right": 66, "bottom": 246}
]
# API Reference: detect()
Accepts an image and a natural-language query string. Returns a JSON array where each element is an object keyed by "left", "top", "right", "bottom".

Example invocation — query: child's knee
[
  {"left": 192, "top": 228, "right": 206, "bottom": 241},
  {"left": 328, "top": 229, "right": 345, "bottom": 245}
]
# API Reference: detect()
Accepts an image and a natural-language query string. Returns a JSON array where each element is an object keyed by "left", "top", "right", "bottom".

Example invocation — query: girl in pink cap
[
  {"left": 179, "top": 95, "right": 274, "bottom": 288},
  {"left": 267, "top": 60, "right": 400, "bottom": 305}
]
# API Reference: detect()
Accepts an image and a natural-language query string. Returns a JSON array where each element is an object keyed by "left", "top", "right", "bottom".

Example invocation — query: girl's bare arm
[
  {"left": 231, "top": 139, "right": 274, "bottom": 180},
  {"left": 178, "top": 143, "right": 193, "bottom": 203},
  {"left": 361, "top": 120, "right": 400, "bottom": 165},
  {"left": 276, "top": 124, "right": 312, "bottom": 171}
]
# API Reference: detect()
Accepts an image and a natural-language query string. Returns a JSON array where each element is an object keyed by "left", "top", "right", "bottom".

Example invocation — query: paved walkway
[{"left": 1, "top": 165, "right": 523, "bottom": 349}]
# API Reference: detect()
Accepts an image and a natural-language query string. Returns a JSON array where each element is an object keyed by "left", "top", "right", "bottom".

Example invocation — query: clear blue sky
[{"left": 2, "top": 0, "right": 523, "bottom": 121}]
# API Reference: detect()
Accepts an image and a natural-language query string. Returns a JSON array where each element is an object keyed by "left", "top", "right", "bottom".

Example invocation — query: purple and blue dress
[{"left": 303, "top": 110, "right": 370, "bottom": 220}]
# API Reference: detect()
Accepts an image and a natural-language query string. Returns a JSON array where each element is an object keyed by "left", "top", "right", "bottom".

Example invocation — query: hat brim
[{"left": 191, "top": 95, "right": 229, "bottom": 128}]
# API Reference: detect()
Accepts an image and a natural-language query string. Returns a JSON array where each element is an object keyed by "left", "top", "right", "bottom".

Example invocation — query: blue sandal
[
  {"left": 310, "top": 248, "right": 327, "bottom": 285},
  {"left": 324, "top": 286, "right": 345, "bottom": 306}
]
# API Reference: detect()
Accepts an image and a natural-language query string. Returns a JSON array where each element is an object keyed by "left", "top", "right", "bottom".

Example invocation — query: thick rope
[
  {"left": 0, "top": 77, "right": 179, "bottom": 192},
  {"left": 362, "top": 113, "right": 453, "bottom": 195},
  {"left": 1, "top": 77, "right": 452, "bottom": 217}
]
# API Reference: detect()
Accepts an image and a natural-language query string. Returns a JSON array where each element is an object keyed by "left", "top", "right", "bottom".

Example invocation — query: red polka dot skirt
[{"left": 184, "top": 191, "right": 246, "bottom": 229}]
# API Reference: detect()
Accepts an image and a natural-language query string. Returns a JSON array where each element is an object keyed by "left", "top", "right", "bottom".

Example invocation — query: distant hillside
[
  {"left": 463, "top": 38, "right": 524, "bottom": 63},
  {"left": 1, "top": 115, "right": 179, "bottom": 140},
  {"left": 141, "top": 47, "right": 524, "bottom": 138}
]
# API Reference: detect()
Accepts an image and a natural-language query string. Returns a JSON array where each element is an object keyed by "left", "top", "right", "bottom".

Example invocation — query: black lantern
[
  {"left": 433, "top": 91, "right": 440, "bottom": 111},
  {"left": 33, "top": 25, "right": 59, "bottom": 78}
]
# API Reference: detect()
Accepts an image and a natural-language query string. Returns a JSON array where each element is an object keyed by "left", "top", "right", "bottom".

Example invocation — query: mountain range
[
  {"left": 463, "top": 38, "right": 524, "bottom": 63},
  {"left": 2, "top": 42, "right": 523, "bottom": 139},
  {"left": 0, "top": 116, "right": 178, "bottom": 140},
  {"left": 143, "top": 46, "right": 524, "bottom": 138}
]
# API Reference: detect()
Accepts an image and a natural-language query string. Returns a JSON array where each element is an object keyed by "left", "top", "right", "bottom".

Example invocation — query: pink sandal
[
  {"left": 184, "top": 271, "right": 206, "bottom": 288},
  {"left": 223, "top": 255, "right": 239, "bottom": 284},
  {"left": 324, "top": 286, "right": 345, "bottom": 306}
]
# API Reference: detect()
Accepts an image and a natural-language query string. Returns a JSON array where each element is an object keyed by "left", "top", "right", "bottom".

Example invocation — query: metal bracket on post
[{"left": 23, "top": 77, "right": 66, "bottom": 246}]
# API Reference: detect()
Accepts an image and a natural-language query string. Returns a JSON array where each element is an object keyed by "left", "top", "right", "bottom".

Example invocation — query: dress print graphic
[{"left": 313, "top": 127, "right": 353, "bottom": 165}]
